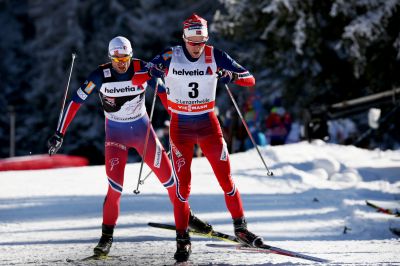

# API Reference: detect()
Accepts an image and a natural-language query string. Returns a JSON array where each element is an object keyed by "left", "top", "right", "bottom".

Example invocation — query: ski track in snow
[{"left": 0, "top": 141, "right": 399, "bottom": 265}]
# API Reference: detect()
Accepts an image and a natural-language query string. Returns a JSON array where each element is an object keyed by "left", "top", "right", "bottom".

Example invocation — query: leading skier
[{"left": 132, "top": 14, "right": 264, "bottom": 263}]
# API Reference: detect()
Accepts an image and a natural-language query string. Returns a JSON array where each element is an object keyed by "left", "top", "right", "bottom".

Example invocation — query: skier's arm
[
  {"left": 214, "top": 48, "right": 255, "bottom": 87},
  {"left": 57, "top": 70, "right": 101, "bottom": 135},
  {"left": 147, "top": 78, "right": 171, "bottom": 115},
  {"left": 132, "top": 48, "right": 173, "bottom": 86},
  {"left": 48, "top": 70, "right": 101, "bottom": 155},
  {"left": 58, "top": 68, "right": 103, "bottom": 137}
]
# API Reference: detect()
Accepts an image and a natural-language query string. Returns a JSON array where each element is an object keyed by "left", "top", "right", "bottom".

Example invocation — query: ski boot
[
  {"left": 189, "top": 210, "right": 213, "bottom": 234},
  {"left": 233, "top": 217, "right": 263, "bottom": 247},
  {"left": 93, "top": 224, "right": 114, "bottom": 256},
  {"left": 174, "top": 230, "right": 191, "bottom": 262}
]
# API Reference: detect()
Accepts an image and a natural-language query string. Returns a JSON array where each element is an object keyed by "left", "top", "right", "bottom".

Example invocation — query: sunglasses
[
  {"left": 110, "top": 55, "right": 131, "bottom": 63},
  {"left": 183, "top": 36, "right": 208, "bottom": 46}
]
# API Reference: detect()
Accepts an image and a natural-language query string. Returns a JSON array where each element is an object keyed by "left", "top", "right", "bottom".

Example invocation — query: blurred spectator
[
  {"left": 244, "top": 104, "right": 257, "bottom": 128},
  {"left": 328, "top": 119, "right": 358, "bottom": 145},
  {"left": 243, "top": 104, "right": 268, "bottom": 150},
  {"left": 265, "top": 99, "right": 292, "bottom": 145},
  {"left": 244, "top": 128, "right": 268, "bottom": 150},
  {"left": 241, "top": 89, "right": 267, "bottom": 150},
  {"left": 220, "top": 89, "right": 268, "bottom": 152},
  {"left": 285, "top": 121, "right": 301, "bottom": 143},
  {"left": 220, "top": 105, "right": 247, "bottom": 153},
  {"left": 244, "top": 89, "right": 265, "bottom": 127}
]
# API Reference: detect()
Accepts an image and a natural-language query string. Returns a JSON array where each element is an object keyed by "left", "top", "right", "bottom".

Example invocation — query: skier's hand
[
  {"left": 217, "top": 69, "right": 238, "bottom": 84},
  {"left": 149, "top": 64, "right": 165, "bottom": 79},
  {"left": 47, "top": 132, "right": 64, "bottom": 156}
]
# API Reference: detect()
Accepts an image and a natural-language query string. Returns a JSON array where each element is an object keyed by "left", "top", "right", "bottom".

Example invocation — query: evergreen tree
[
  {"left": 0, "top": 1, "right": 31, "bottom": 157},
  {"left": 0, "top": 0, "right": 220, "bottom": 162},
  {"left": 212, "top": 0, "right": 400, "bottom": 114}
]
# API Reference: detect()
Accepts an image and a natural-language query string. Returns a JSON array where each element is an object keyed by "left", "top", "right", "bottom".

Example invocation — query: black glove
[
  {"left": 149, "top": 64, "right": 165, "bottom": 79},
  {"left": 217, "top": 69, "right": 238, "bottom": 84},
  {"left": 47, "top": 132, "right": 64, "bottom": 155}
]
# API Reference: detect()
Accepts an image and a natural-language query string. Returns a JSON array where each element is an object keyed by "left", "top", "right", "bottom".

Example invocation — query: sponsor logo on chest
[
  {"left": 104, "top": 86, "right": 137, "bottom": 94},
  {"left": 172, "top": 67, "right": 213, "bottom": 76},
  {"left": 100, "top": 80, "right": 143, "bottom": 96}
]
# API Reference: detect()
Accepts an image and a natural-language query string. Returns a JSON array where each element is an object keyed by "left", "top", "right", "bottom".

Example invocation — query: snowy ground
[{"left": 0, "top": 141, "right": 399, "bottom": 265}]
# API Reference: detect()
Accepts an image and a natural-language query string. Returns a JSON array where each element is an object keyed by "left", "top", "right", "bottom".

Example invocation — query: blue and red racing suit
[
  {"left": 57, "top": 59, "right": 175, "bottom": 227},
  {"left": 132, "top": 44, "right": 256, "bottom": 231}
]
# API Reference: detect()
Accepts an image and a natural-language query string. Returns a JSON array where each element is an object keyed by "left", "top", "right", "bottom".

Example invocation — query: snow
[{"left": 1, "top": 141, "right": 399, "bottom": 265}]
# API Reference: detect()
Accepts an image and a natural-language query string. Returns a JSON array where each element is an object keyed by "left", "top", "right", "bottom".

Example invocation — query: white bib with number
[{"left": 164, "top": 46, "right": 217, "bottom": 115}]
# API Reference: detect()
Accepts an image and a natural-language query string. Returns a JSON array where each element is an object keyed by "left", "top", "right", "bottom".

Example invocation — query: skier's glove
[
  {"left": 149, "top": 64, "right": 165, "bottom": 79},
  {"left": 217, "top": 69, "right": 238, "bottom": 84},
  {"left": 47, "top": 132, "right": 64, "bottom": 156}
]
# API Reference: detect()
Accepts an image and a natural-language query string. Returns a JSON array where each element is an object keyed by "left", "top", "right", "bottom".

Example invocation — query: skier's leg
[
  {"left": 199, "top": 114, "right": 244, "bottom": 219},
  {"left": 198, "top": 113, "right": 263, "bottom": 247},
  {"left": 168, "top": 113, "right": 197, "bottom": 233},
  {"left": 200, "top": 134, "right": 244, "bottom": 218},
  {"left": 169, "top": 138, "right": 194, "bottom": 232},
  {"left": 103, "top": 141, "right": 128, "bottom": 226},
  {"left": 169, "top": 136, "right": 194, "bottom": 263},
  {"left": 134, "top": 117, "right": 212, "bottom": 233},
  {"left": 201, "top": 135, "right": 263, "bottom": 247},
  {"left": 94, "top": 141, "right": 128, "bottom": 255}
]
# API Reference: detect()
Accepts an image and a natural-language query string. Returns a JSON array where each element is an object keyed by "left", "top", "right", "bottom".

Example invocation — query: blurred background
[{"left": 1, "top": 0, "right": 399, "bottom": 165}]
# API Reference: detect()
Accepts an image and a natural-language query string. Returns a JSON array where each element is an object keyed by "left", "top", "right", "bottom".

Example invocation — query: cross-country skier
[
  {"left": 47, "top": 36, "right": 213, "bottom": 257},
  {"left": 132, "top": 14, "right": 264, "bottom": 263}
]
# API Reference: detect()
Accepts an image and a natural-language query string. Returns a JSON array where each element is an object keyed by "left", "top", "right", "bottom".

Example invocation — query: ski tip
[
  {"left": 309, "top": 256, "right": 330, "bottom": 263},
  {"left": 148, "top": 222, "right": 161, "bottom": 228}
]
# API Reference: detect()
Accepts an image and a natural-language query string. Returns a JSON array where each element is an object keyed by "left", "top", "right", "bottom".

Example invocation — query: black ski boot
[
  {"left": 93, "top": 224, "right": 114, "bottom": 256},
  {"left": 189, "top": 210, "right": 213, "bottom": 234},
  {"left": 233, "top": 217, "right": 263, "bottom": 247},
  {"left": 174, "top": 230, "right": 191, "bottom": 262}
]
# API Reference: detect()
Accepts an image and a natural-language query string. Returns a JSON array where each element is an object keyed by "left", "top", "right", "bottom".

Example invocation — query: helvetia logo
[
  {"left": 172, "top": 68, "right": 205, "bottom": 76},
  {"left": 105, "top": 86, "right": 136, "bottom": 93}
]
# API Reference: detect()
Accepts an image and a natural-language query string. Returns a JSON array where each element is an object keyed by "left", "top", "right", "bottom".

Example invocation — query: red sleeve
[
  {"left": 132, "top": 72, "right": 152, "bottom": 86},
  {"left": 157, "top": 91, "right": 171, "bottom": 115},
  {"left": 57, "top": 101, "right": 81, "bottom": 135},
  {"left": 234, "top": 75, "right": 255, "bottom": 87}
]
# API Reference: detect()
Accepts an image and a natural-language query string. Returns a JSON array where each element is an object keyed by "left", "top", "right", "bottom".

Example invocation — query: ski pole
[
  {"left": 139, "top": 150, "right": 171, "bottom": 185},
  {"left": 56, "top": 53, "right": 77, "bottom": 131},
  {"left": 134, "top": 80, "right": 159, "bottom": 194},
  {"left": 224, "top": 84, "right": 273, "bottom": 176}
]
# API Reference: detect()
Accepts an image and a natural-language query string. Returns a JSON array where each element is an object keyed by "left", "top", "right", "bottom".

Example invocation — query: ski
[
  {"left": 66, "top": 254, "right": 109, "bottom": 263},
  {"left": 366, "top": 201, "right": 400, "bottom": 217},
  {"left": 148, "top": 222, "right": 329, "bottom": 263},
  {"left": 148, "top": 222, "right": 237, "bottom": 243},
  {"left": 206, "top": 243, "right": 329, "bottom": 263}
]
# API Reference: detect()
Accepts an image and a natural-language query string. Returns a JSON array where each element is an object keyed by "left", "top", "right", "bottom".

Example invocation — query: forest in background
[{"left": 1, "top": 0, "right": 399, "bottom": 164}]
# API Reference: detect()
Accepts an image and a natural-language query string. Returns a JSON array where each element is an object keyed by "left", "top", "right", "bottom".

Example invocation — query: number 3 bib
[{"left": 164, "top": 45, "right": 218, "bottom": 115}]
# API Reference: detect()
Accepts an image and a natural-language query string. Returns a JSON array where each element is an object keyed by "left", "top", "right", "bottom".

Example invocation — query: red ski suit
[{"left": 132, "top": 44, "right": 255, "bottom": 231}]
